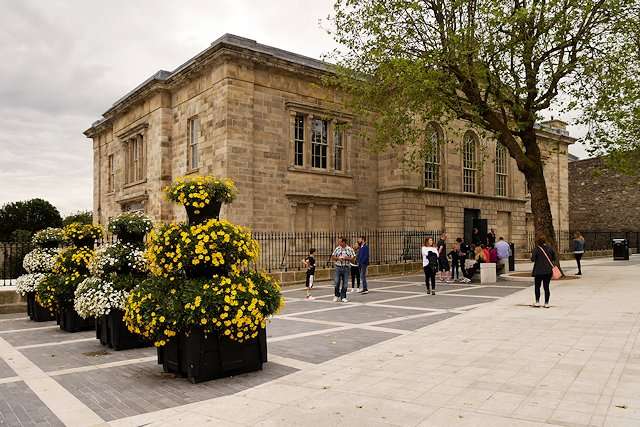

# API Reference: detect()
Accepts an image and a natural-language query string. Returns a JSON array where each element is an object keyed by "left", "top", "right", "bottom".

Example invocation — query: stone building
[
  {"left": 84, "top": 34, "right": 574, "bottom": 251},
  {"left": 569, "top": 156, "right": 640, "bottom": 231}
]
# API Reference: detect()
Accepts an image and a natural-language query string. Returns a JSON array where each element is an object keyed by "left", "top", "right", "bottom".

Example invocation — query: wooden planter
[
  {"left": 100, "top": 310, "right": 149, "bottom": 351},
  {"left": 158, "top": 327, "right": 267, "bottom": 383},
  {"left": 26, "top": 293, "right": 55, "bottom": 322},
  {"left": 58, "top": 307, "right": 94, "bottom": 332}
]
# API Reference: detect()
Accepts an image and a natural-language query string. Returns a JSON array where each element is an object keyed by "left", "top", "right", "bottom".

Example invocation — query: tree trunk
[{"left": 524, "top": 162, "right": 564, "bottom": 274}]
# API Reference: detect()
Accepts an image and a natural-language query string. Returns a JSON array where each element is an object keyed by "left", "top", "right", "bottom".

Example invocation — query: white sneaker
[
  {"left": 357, "top": 288, "right": 363, "bottom": 293},
  {"left": 544, "top": 304, "right": 550, "bottom": 308},
  {"left": 341, "top": 298, "right": 349, "bottom": 303},
  {"left": 306, "top": 295, "right": 314, "bottom": 300},
  {"left": 533, "top": 302, "right": 540, "bottom": 307},
  {"left": 333, "top": 297, "right": 339, "bottom": 302}
]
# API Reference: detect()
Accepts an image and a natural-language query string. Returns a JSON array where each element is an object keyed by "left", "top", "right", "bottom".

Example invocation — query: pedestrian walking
[
  {"left": 331, "top": 238, "right": 356, "bottom": 303},
  {"left": 303, "top": 248, "right": 316, "bottom": 300},
  {"left": 422, "top": 237, "right": 439, "bottom": 295},
  {"left": 350, "top": 240, "right": 361, "bottom": 292},
  {"left": 437, "top": 232, "right": 450, "bottom": 283},
  {"left": 531, "top": 235, "right": 558, "bottom": 308},
  {"left": 357, "top": 236, "right": 370, "bottom": 294},
  {"left": 495, "top": 237, "right": 511, "bottom": 274},
  {"left": 572, "top": 232, "right": 585, "bottom": 275}
]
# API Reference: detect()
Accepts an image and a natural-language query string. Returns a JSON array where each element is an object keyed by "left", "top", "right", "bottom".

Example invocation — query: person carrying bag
[{"left": 530, "top": 236, "right": 559, "bottom": 308}]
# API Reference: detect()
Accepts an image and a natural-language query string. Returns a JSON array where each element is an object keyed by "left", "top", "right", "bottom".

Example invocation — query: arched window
[
  {"left": 462, "top": 132, "right": 478, "bottom": 193},
  {"left": 424, "top": 123, "right": 442, "bottom": 189},
  {"left": 495, "top": 144, "right": 508, "bottom": 196}
]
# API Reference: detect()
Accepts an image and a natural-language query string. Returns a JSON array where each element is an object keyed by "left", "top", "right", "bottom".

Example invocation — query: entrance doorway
[{"left": 464, "top": 208, "right": 487, "bottom": 245}]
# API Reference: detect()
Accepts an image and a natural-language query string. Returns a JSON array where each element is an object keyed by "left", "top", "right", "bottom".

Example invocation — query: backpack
[
  {"left": 427, "top": 251, "right": 439, "bottom": 272},
  {"left": 489, "top": 248, "right": 498, "bottom": 263}
]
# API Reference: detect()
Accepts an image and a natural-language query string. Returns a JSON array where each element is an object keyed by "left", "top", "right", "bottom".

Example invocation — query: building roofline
[{"left": 84, "top": 34, "right": 332, "bottom": 137}]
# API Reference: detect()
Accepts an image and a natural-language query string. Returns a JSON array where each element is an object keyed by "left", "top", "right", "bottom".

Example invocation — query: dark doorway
[{"left": 464, "top": 209, "right": 480, "bottom": 243}]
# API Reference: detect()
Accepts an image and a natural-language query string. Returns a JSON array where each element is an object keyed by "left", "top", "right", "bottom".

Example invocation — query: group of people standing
[
  {"left": 303, "top": 236, "right": 370, "bottom": 302},
  {"left": 421, "top": 230, "right": 513, "bottom": 294}
]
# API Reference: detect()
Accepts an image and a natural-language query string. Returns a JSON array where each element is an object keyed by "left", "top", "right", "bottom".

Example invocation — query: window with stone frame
[
  {"left": 107, "top": 154, "right": 115, "bottom": 192},
  {"left": 311, "top": 118, "right": 328, "bottom": 169},
  {"left": 334, "top": 125, "right": 344, "bottom": 171},
  {"left": 462, "top": 132, "right": 478, "bottom": 193},
  {"left": 188, "top": 116, "right": 200, "bottom": 170},
  {"left": 424, "top": 124, "right": 442, "bottom": 189},
  {"left": 125, "top": 134, "right": 146, "bottom": 184},
  {"left": 293, "top": 113, "right": 304, "bottom": 166},
  {"left": 495, "top": 144, "right": 508, "bottom": 196}
]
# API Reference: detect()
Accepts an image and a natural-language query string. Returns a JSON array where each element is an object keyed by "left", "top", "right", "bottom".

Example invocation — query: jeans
[
  {"left": 423, "top": 266, "right": 436, "bottom": 290},
  {"left": 451, "top": 261, "right": 459, "bottom": 279},
  {"left": 534, "top": 274, "right": 552, "bottom": 304},
  {"left": 574, "top": 253, "right": 583, "bottom": 273},
  {"left": 359, "top": 264, "right": 368, "bottom": 291},
  {"left": 351, "top": 265, "right": 360, "bottom": 287},
  {"left": 334, "top": 266, "right": 350, "bottom": 299}
]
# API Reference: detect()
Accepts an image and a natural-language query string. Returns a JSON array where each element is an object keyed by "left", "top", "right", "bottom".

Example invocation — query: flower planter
[
  {"left": 58, "top": 307, "right": 95, "bottom": 332},
  {"left": 185, "top": 201, "right": 222, "bottom": 225},
  {"left": 26, "top": 293, "right": 55, "bottom": 322},
  {"left": 107, "top": 310, "right": 149, "bottom": 351},
  {"left": 96, "top": 316, "right": 111, "bottom": 346},
  {"left": 158, "top": 327, "right": 267, "bottom": 383}
]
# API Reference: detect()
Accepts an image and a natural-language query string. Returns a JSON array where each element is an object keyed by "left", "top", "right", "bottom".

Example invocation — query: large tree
[
  {"left": 328, "top": 0, "right": 639, "bottom": 250},
  {"left": 0, "top": 198, "right": 63, "bottom": 241}
]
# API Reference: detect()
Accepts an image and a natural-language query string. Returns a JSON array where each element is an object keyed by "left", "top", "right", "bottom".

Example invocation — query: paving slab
[
  {"left": 447, "top": 286, "right": 524, "bottom": 297},
  {"left": 0, "top": 357, "right": 16, "bottom": 379},
  {"left": 55, "top": 360, "right": 296, "bottom": 421},
  {"left": 3, "top": 328, "right": 95, "bottom": 347},
  {"left": 381, "top": 312, "right": 460, "bottom": 331},
  {"left": 377, "top": 294, "right": 495, "bottom": 309},
  {"left": 20, "top": 339, "right": 155, "bottom": 372},
  {"left": 0, "top": 318, "right": 55, "bottom": 332},
  {"left": 266, "top": 318, "right": 335, "bottom": 338},
  {"left": 291, "top": 304, "right": 429, "bottom": 324},
  {"left": 0, "top": 381, "right": 63, "bottom": 426},
  {"left": 268, "top": 328, "right": 399, "bottom": 364}
]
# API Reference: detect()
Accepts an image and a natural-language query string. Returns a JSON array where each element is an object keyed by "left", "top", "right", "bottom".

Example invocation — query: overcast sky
[{"left": 0, "top": 0, "right": 589, "bottom": 215}]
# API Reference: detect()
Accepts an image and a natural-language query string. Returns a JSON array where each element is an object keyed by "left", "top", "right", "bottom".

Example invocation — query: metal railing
[
  {"left": 527, "top": 230, "right": 640, "bottom": 253},
  {"left": 1, "top": 229, "right": 440, "bottom": 284}
]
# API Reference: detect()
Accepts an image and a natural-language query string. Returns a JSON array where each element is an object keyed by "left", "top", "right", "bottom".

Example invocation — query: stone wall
[{"left": 569, "top": 157, "right": 640, "bottom": 231}]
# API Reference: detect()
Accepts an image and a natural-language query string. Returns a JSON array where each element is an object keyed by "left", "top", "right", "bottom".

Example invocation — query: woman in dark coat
[{"left": 530, "top": 235, "right": 557, "bottom": 308}]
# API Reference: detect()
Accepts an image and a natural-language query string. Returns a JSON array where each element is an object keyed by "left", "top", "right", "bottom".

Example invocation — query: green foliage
[
  {"left": 10, "top": 229, "right": 32, "bottom": 242},
  {"left": 62, "top": 210, "right": 93, "bottom": 227},
  {"left": 0, "top": 198, "right": 63, "bottom": 241},
  {"left": 327, "top": 0, "right": 639, "bottom": 240}
]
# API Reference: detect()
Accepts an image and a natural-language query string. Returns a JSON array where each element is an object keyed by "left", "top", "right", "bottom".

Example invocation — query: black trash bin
[
  {"left": 613, "top": 238, "right": 629, "bottom": 261},
  {"left": 508, "top": 243, "right": 515, "bottom": 272}
]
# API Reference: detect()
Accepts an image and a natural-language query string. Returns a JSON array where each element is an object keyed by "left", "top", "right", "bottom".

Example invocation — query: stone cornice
[
  {"left": 116, "top": 122, "right": 149, "bottom": 140},
  {"left": 377, "top": 186, "right": 529, "bottom": 204},
  {"left": 285, "top": 193, "right": 358, "bottom": 205},
  {"left": 285, "top": 101, "right": 354, "bottom": 120}
]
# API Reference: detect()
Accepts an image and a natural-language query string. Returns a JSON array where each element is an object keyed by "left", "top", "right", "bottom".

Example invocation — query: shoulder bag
[{"left": 538, "top": 246, "right": 561, "bottom": 280}]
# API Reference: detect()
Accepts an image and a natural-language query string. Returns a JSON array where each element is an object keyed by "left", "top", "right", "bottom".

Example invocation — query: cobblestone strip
[
  {"left": 16, "top": 337, "right": 97, "bottom": 350},
  {"left": 0, "top": 317, "right": 28, "bottom": 322},
  {"left": 0, "top": 376, "right": 21, "bottom": 384},
  {"left": 0, "top": 325, "right": 58, "bottom": 334},
  {"left": 0, "top": 336, "right": 104, "bottom": 426},
  {"left": 48, "top": 356, "right": 157, "bottom": 377}
]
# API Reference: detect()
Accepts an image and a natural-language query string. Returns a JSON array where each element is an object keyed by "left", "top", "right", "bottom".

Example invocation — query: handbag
[{"left": 538, "top": 246, "right": 561, "bottom": 280}]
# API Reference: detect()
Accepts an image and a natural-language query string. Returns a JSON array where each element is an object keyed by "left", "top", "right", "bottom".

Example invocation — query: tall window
[
  {"left": 334, "top": 126, "right": 344, "bottom": 171},
  {"left": 495, "top": 144, "right": 508, "bottom": 196},
  {"left": 188, "top": 117, "right": 200, "bottom": 170},
  {"left": 294, "top": 114, "right": 304, "bottom": 166},
  {"left": 107, "top": 155, "right": 115, "bottom": 192},
  {"left": 463, "top": 132, "right": 477, "bottom": 193},
  {"left": 311, "top": 118, "right": 328, "bottom": 169},
  {"left": 125, "top": 134, "right": 145, "bottom": 184},
  {"left": 424, "top": 125, "right": 442, "bottom": 189}
]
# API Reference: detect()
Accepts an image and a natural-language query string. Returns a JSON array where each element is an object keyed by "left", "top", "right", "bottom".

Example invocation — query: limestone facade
[{"left": 85, "top": 34, "right": 574, "bottom": 251}]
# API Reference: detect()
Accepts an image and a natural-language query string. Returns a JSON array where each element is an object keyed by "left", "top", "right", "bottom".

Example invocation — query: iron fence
[
  {"left": 527, "top": 230, "right": 640, "bottom": 253},
  {"left": 0, "top": 229, "right": 440, "bottom": 284}
]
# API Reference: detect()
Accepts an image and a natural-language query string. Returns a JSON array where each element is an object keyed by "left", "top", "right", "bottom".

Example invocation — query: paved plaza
[{"left": 1, "top": 256, "right": 639, "bottom": 426}]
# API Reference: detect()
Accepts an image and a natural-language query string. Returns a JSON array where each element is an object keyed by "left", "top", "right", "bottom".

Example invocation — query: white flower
[
  {"left": 89, "top": 242, "right": 148, "bottom": 278},
  {"left": 22, "top": 248, "right": 60, "bottom": 274},
  {"left": 15, "top": 273, "right": 46, "bottom": 295},
  {"left": 74, "top": 277, "right": 129, "bottom": 319}
]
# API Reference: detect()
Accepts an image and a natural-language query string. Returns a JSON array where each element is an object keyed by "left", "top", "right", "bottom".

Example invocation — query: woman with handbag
[{"left": 531, "top": 235, "right": 560, "bottom": 308}]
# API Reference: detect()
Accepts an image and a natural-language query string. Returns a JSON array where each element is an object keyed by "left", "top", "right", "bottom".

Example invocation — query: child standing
[
  {"left": 303, "top": 248, "right": 316, "bottom": 300},
  {"left": 350, "top": 241, "right": 361, "bottom": 292},
  {"left": 448, "top": 243, "right": 460, "bottom": 282}
]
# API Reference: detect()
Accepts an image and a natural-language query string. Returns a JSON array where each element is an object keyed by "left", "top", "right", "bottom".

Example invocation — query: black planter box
[
  {"left": 96, "top": 316, "right": 111, "bottom": 346},
  {"left": 26, "top": 293, "right": 55, "bottom": 322},
  {"left": 58, "top": 308, "right": 95, "bottom": 333},
  {"left": 107, "top": 310, "right": 149, "bottom": 351},
  {"left": 158, "top": 327, "right": 267, "bottom": 383}
]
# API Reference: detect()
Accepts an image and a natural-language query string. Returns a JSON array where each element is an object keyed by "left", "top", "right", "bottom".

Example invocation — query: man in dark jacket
[{"left": 357, "top": 236, "right": 370, "bottom": 294}]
